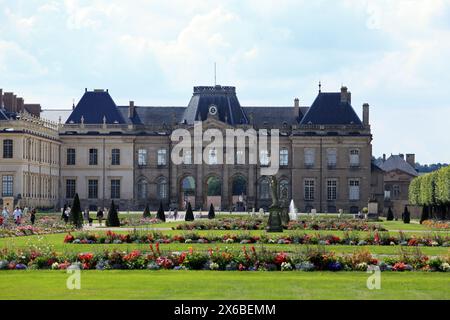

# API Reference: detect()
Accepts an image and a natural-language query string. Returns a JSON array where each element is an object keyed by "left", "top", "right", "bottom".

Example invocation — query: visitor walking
[
  {"left": 30, "top": 208, "right": 37, "bottom": 225},
  {"left": 83, "top": 209, "right": 90, "bottom": 225},
  {"left": 97, "top": 208, "right": 104, "bottom": 226},
  {"left": 63, "top": 206, "right": 71, "bottom": 224},
  {"left": 174, "top": 209, "right": 178, "bottom": 221},
  {"left": 1, "top": 207, "right": 8, "bottom": 227},
  {"left": 13, "top": 207, "right": 23, "bottom": 225}
]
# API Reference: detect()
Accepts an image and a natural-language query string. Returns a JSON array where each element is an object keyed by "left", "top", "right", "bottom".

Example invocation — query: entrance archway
[
  {"left": 232, "top": 175, "right": 247, "bottom": 211},
  {"left": 180, "top": 176, "right": 195, "bottom": 209},
  {"left": 206, "top": 176, "right": 222, "bottom": 210}
]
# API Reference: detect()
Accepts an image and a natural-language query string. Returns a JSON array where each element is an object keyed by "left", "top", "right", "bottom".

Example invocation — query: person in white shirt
[
  {"left": 1, "top": 207, "right": 9, "bottom": 227},
  {"left": 13, "top": 207, "right": 23, "bottom": 225}
]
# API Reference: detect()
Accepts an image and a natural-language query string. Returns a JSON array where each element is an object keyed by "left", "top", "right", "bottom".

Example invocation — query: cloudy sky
[{"left": 0, "top": 0, "right": 449, "bottom": 163}]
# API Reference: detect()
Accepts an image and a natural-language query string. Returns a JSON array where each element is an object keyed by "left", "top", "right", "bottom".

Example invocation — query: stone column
[
  {"left": 195, "top": 164, "right": 203, "bottom": 210},
  {"left": 222, "top": 164, "right": 229, "bottom": 210}
]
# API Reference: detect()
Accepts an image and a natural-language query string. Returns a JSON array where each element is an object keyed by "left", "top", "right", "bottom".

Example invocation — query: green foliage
[
  {"left": 143, "top": 204, "right": 151, "bottom": 218},
  {"left": 435, "top": 166, "right": 450, "bottom": 205},
  {"left": 106, "top": 201, "right": 120, "bottom": 227},
  {"left": 69, "top": 194, "right": 83, "bottom": 229},
  {"left": 208, "top": 203, "right": 215, "bottom": 220},
  {"left": 410, "top": 166, "right": 450, "bottom": 207},
  {"left": 185, "top": 203, "right": 194, "bottom": 221},
  {"left": 408, "top": 177, "right": 421, "bottom": 206},
  {"left": 157, "top": 202, "right": 166, "bottom": 222}
]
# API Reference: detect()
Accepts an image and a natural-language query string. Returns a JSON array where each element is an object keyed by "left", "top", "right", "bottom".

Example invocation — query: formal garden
[{"left": 1, "top": 170, "right": 449, "bottom": 299}]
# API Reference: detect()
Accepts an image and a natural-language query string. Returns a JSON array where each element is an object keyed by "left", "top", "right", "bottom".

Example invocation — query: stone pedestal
[
  {"left": 2, "top": 197, "right": 14, "bottom": 213},
  {"left": 368, "top": 202, "right": 379, "bottom": 221},
  {"left": 266, "top": 208, "right": 283, "bottom": 233}
]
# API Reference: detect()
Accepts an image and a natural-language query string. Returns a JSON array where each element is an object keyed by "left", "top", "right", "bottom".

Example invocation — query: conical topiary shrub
[
  {"left": 157, "top": 202, "right": 166, "bottom": 222},
  {"left": 185, "top": 202, "right": 194, "bottom": 221},
  {"left": 106, "top": 201, "right": 121, "bottom": 227},
  {"left": 70, "top": 193, "right": 83, "bottom": 229},
  {"left": 403, "top": 206, "right": 411, "bottom": 224},
  {"left": 420, "top": 206, "right": 429, "bottom": 224},
  {"left": 387, "top": 207, "right": 394, "bottom": 221},
  {"left": 208, "top": 203, "right": 215, "bottom": 220},
  {"left": 143, "top": 204, "right": 151, "bottom": 218}
]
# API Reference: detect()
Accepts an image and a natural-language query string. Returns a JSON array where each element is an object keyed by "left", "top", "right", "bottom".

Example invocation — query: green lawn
[
  {"left": 1, "top": 233, "right": 449, "bottom": 256},
  {"left": 0, "top": 271, "right": 448, "bottom": 300}
]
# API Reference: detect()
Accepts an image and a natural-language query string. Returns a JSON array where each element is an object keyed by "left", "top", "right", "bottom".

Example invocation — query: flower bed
[
  {"left": 174, "top": 217, "right": 387, "bottom": 232},
  {"left": 1, "top": 246, "right": 448, "bottom": 272},
  {"left": 119, "top": 217, "right": 162, "bottom": 227},
  {"left": 64, "top": 231, "right": 450, "bottom": 247},
  {"left": 422, "top": 220, "right": 450, "bottom": 230},
  {"left": 0, "top": 216, "right": 74, "bottom": 239}
]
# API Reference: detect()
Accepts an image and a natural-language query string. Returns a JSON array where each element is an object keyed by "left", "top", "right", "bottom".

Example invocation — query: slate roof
[
  {"left": 182, "top": 86, "right": 249, "bottom": 125},
  {"left": 243, "top": 106, "right": 307, "bottom": 126},
  {"left": 300, "top": 92, "right": 363, "bottom": 126},
  {"left": 117, "top": 106, "right": 185, "bottom": 125},
  {"left": 379, "top": 155, "right": 419, "bottom": 177},
  {"left": 66, "top": 90, "right": 125, "bottom": 124}
]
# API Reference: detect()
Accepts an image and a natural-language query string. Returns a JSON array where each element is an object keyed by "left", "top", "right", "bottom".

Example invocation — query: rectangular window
[
  {"left": 67, "top": 149, "right": 76, "bottom": 165},
  {"left": 66, "top": 179, "right": 76, "bottom": 199},
  {"left": 260, "top": 150, "right": 269, "bottom": 166},
  {"left": 183, "top": 150, "right": 192, "bottom": 165},
  {"left": 349, "top": 179, "right": 360, "bottom": 201},
  {"left": 111, "top": 149, "right": 120, "bottom": 165},
  {"left": 327, "top": 179, "right": 337, "bottom": 201},
  {"left": 88, "top": 180, "right": 98, "bottom": 199},
  {"left": 3, "top": 140, "right": 13, "bottom": 159},
  {"left": 327, "top": 148, "right": 337, "bottom": 167},
  {"left": 138, "top": 149, "right": 147, "bottom": 166},
  {"left": 350, "top": 149, "right": 360, "bottom": 167},
  {"left": 304, "top": 148, "right": 315, "bottom": 167},
  {"left": 111, "top": 179, "right": 121, "bottom": 199},
  {"left": 158, "top": 149, "right": 167, "bottom": 166},
  {"left": 2, "top": 175, "right": 13, "bottom": 197},
  {"left": 89, "top": 149, "right": 98, "bottom": 166},
  {"left": 304, "top": 179, "right": 315, "bottom": 201},
  {"left": 280, "top": 149, "right": 289, "bottom": 166}
]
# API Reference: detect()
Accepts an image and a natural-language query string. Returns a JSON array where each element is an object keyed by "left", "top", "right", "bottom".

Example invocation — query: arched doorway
[
  {"left": 232, "top": 175, "right": 247, "bottom": 211},
  {"left": 206, "top": 176, "right": 222, "bottom": 210},
  {"left": 180, "top": 176, "right": 195, "bottom": 209}
]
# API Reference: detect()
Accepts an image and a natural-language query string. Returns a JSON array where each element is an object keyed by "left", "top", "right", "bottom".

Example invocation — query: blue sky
[{"left": 0, "top": 0, "right": 449, "bottom": 163}]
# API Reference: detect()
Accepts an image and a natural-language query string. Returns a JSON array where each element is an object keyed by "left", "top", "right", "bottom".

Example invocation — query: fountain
[{"left": 289, "top": 199, "right": 298, "bottom": 221}]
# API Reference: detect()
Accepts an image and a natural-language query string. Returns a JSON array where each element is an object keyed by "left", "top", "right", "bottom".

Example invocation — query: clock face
[{"left": 209, "top": 105, "right": 218, "bottom": 116}]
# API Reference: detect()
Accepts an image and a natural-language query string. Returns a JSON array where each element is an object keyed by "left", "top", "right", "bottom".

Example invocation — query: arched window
[
  {"left": 157, "top": 177, "right": 168, "bottom": 200},
  {"left": 260, "top": 178, "right": 270, "bottom": 200},
  {"left": 207, "top": 176, "right": 221, "bottom": 196},
  {"left": 137, "top": 179, "right": 148, "bottom": 200},
  {"left": 279, "top": 179, "right": 289, "bottom": 200},
  {"left": 280, "top": 149, "right": 289, "bottom": 166}
]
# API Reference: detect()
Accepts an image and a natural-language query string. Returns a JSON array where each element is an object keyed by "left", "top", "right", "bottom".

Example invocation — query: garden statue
[{"left": 267, "top": 176, "right": 283, "bottom": 233}]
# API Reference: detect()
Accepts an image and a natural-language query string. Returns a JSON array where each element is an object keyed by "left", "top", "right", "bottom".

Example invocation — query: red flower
[
  {"left": 274, "top": 252, "right": 288, "bottom": 265},
  {"left": 64, "top": 233, "right": 75, "bottom": 243},
  {"left": 393, "top": 262, "right": 407, "bottom": 271}
]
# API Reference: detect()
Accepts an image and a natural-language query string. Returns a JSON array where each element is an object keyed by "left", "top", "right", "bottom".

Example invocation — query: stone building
[
  {"left": 2, "top": 85, "right": 377, "bottom": 213},
  {"left": 0, "top": 90, "right": 60, "bottom": 209},
  {"left": 376, "top": 154, "right": 419, "bottom": 217}
]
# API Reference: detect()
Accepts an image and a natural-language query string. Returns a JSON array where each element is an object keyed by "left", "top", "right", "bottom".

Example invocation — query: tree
[
  {"left": 386, "top": 207, "right": 394, "bottom": 221},
  {"left": 185, "top": 202, "right": 194, "bottom": 221},
  {"left": 157, "top": 202, "right": 166, "bottom": 222},
  {"left": 143, "top": 204, "right": 151, "bottom": 218},
  {"left": 70, "top": 193, "right": 83, "bottom": 229},
  {"left": 208, "top": 203, "right": 215, "bottom": 220},
  {"left": 420, "top": 205, "right": 429, "bottom": 224},
  {"left": 403, "top": 206, "right": 410, "bottom": 224},
  {"left": 106, "top": 201, "right": 120, "bottom": 227}
]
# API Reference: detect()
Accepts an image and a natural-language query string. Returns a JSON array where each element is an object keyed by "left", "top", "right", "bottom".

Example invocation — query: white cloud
[{"left": 0, "top": 40, "right": 48, "bottom": 77}]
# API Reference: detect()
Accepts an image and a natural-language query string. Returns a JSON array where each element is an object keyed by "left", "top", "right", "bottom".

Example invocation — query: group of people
[
  {"left": 61, "top": 205, "right": 107, "bottom": 226},
  {"left": 0, "top": 206, "right": 37, "bottom": 227}
]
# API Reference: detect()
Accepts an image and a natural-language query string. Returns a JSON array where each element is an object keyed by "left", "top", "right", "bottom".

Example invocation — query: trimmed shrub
[
  {"left": 106, "top": 201, "right": 120, "bottom": 227},
  {"left": 208, "top": 203, "right": 215, "bottom": 220},
  {"left": 157, "top": 202, "right": 166, "bottom": 222},
  {"left": 185, "top": 202, "right": 195, "bottom": 222},
  {"left": 70, "top": 194, "right": 83, "bottom": 229},
  {"left": 386, "top": 207, "right": 394, "bottom": 221},
  {"left": 143, "top": 204, "right": 151, "bottom": 218},
  {"left": 403, "top": 206, "right": 410, "bottom": 224}
]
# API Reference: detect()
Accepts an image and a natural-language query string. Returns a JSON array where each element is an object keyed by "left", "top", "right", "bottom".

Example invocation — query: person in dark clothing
[
  {"left": 61, "top": 205, "right": 67, "bottom": 222},
  {"left": 30, "top": 208, "right": 36, "bottom": 225},
  {"left": 97, "top": 209, "right": 104, "bottom": 226}
]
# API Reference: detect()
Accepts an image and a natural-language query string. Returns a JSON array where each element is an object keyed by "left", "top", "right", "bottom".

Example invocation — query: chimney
[
  {"left": 399, "top": 154, "right": 405, "bottom": 160},
  {"left": 340, "top": 86, "right": 351, "bottom": 104},
  {"left": 363, "top": 103, "right": 370, "bottom": 126},
  {"left": 294, "top": 98, "right": 300, "bottom": 119},
  {"left": 17, "top": 97, "right": 24, "bottom": 113},
  {"left": 0, "top": 89, "right": 3, "bottom": 109},
  {"left": 3, "top": 92, "right": 16, "bottom": 112},
  {"left": 383, "top": 154, "right": 386, "bottom": 161},
  {"left": 128, "top": 101, "right": 135, "bottom": 118},
  {"left": 406, "top": 154, "right": 416, "bottom": 168}
]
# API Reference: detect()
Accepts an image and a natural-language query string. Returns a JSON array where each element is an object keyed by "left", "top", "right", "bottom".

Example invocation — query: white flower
[
  {"left": 281, "top": 262, "right": 292, "bottom": 271},
  {"left": 51, "top": 262, "right": 59, "bottom": 270},
  {"left": 356, "top": 262, "right": 368, "bottom": 271},
  {"left": 441, "top": 263, "right": 450, "bottom": 272},
  {"left": 209, "top": 262, "right": 219, "bottom": 270}
]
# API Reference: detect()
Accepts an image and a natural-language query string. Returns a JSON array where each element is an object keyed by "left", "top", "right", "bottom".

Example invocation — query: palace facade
[{"left": 1, "top": 85, "right": 380, "bottom": 213}]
